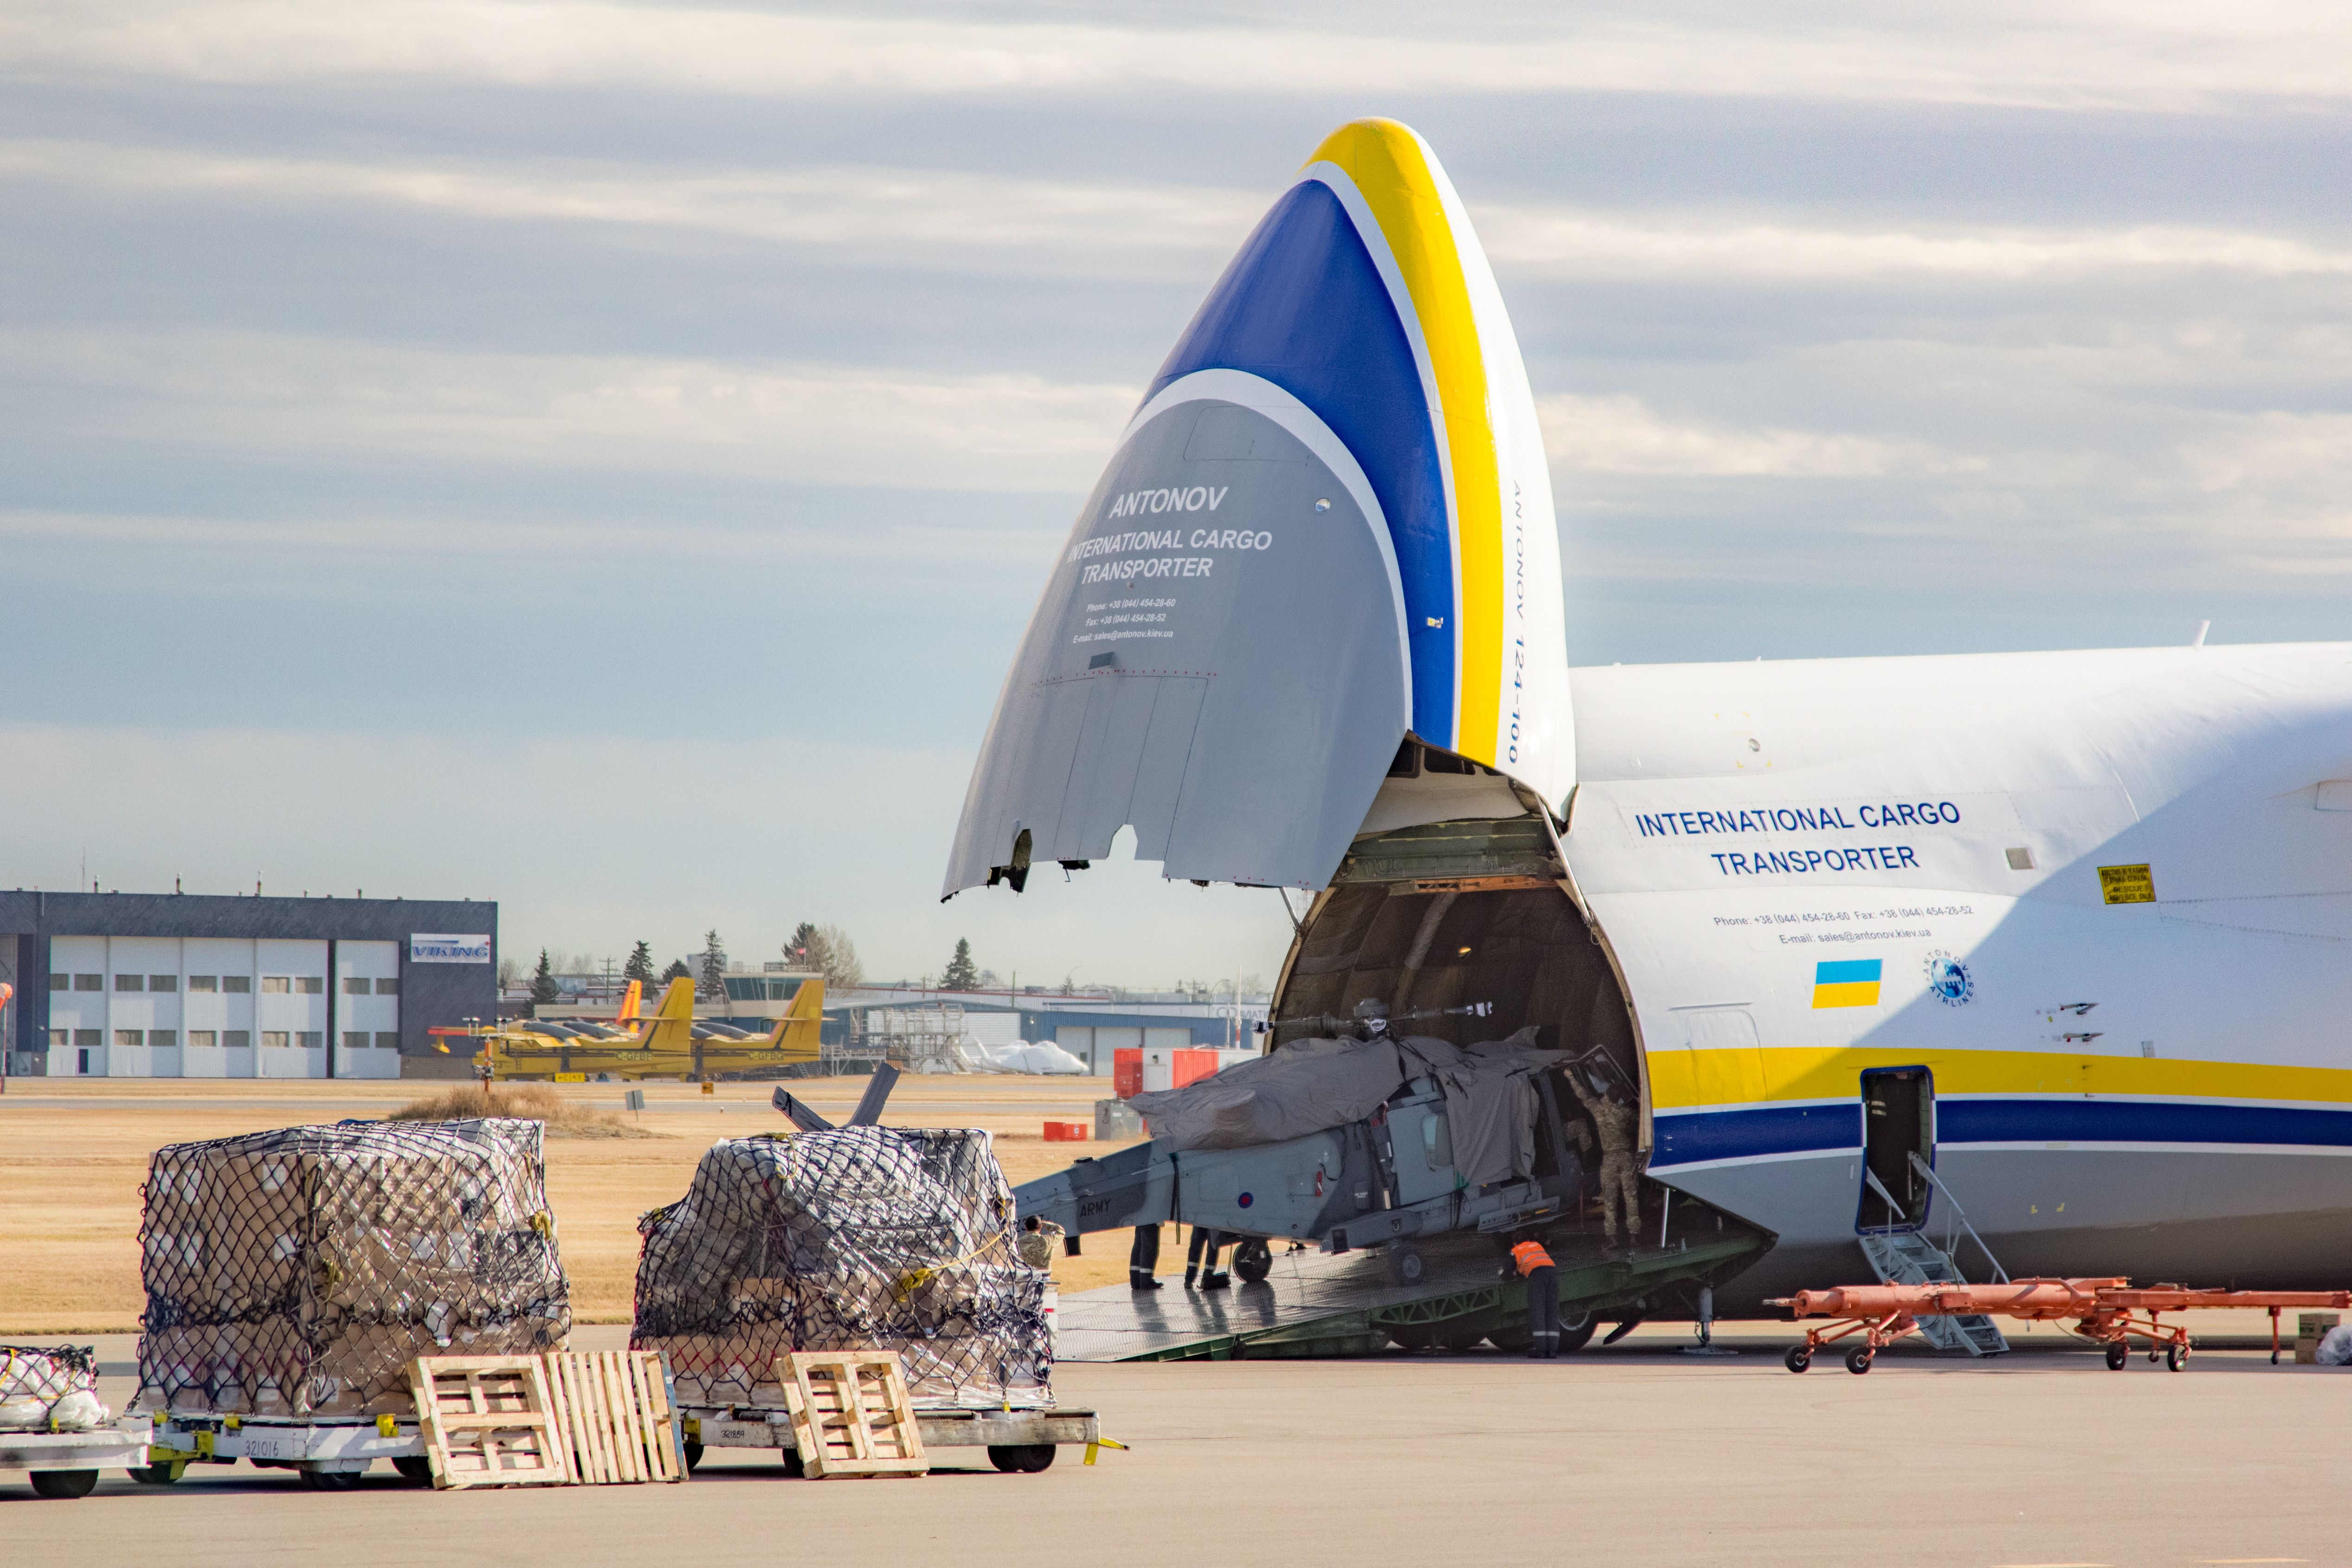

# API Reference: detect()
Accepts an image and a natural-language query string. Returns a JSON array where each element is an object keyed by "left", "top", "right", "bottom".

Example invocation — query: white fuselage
[{"left": 1562, "top": 642, "right": 2352, "bottom": 1297}]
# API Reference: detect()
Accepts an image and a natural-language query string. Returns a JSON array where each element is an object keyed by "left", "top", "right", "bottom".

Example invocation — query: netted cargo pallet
[
  {"left": 632, "top": 1127, "right": 1050, "bottom": 1412},
  {"left": 137, "top": 1119, "right": 572, "bottom": 1420},
  {"left": 1, "top": 1343, "right": 104, "bottom": 1433}
]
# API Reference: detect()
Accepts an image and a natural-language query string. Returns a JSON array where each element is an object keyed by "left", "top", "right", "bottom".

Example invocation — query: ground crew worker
[
  {"left": 1186, "top": 1226, "right": 1230, "bottom": 1290},
  {"left": 1128, "top": 1223, "right": 1162, "bottom": 1290},
  {"left": 1509, "top": 1236, "right": 1562, "bottom": 1358},
  {"left": 1017, "top": 1216, "right": 1063, "bottom": 1271},
  {"left": 1566, "top": 1065, "right": 1642, "bottom": 1249}
]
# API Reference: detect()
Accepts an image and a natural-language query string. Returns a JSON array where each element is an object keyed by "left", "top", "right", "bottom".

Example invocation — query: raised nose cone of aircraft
[{"left": 945, "top": 119, "right": 1569, "bottom": 898}]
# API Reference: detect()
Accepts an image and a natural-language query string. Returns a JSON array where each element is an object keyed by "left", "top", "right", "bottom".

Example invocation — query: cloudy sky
[{"left": 7, "top": 1, "right": 2352, "bottom": 986}]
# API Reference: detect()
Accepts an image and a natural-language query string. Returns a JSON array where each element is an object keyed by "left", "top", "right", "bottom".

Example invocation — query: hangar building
[{"left": 0, "top": 890, "right": 496, "bottom": 1080}]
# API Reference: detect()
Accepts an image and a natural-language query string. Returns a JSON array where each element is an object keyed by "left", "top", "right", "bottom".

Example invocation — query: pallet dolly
[
  {"left": 141, "top": 1412, "right": 434, "bottom": 1488},
  {"left": 682, "top": 1403, "right": 1105, "bottom": 1474},
  {"left": 1, "top": 1420, "right": 156, "bottom": 1499}
]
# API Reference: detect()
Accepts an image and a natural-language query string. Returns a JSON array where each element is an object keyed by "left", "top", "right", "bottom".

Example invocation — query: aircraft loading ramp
[{"left": 1054, "top": 1230, "right": 1766, "bottom": 1362}]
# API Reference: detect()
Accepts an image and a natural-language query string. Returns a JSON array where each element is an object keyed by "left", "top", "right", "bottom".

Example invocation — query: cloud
[
  {"left": 2173, "top": 411, "right": 2352, "bottom": 569},
  {"left": 0, "top": 327, "right": 1136, "bottom": 491},
  {"left": 1480, "top": 208, "right": 2352, "bottom": 284},
  {"left": 1538, "top": 392, "right": 1964, "bottom": 477},
  {"left": 0, "top": 139, "right": 1262, "bottom": 269},
  {"left": 5, "top": 2, "right": 2352, "bottom": 111},
  {"left": 19, "top": 137, "right": 2352, "bottom": 292},
  {"left": 0, "top": 506, "right": 1062, "bottom": 581}
]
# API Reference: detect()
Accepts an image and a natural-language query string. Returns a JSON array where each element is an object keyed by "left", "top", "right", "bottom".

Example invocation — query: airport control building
[{"left": 0, "top": 890, "right": 497, "bottom": 1080}]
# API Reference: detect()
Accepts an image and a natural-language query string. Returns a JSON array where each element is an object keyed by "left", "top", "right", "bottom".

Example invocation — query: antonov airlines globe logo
[{"left": 1924, "top": 951, "right": 1974, "bottom": 1007}]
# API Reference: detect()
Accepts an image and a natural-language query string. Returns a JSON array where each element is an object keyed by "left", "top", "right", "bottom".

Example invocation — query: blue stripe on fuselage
[
  {"left": 1652, "top": 1103, "right": 1861, "bottom": 1168},
  {"left": 1146, "top": 179, "right": 1455, "bottom": 745},
  {"left": 1940, "top": 1097, "right": 2352, "bottom": 1149},
  {"left": 1651, "top": 1097, "right": 2352, "bottom": 1168}
]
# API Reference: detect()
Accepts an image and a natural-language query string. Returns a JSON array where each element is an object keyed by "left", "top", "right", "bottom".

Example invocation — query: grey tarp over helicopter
[{"left": 1127, "top": 1027, "right": 1566, "bottom": 1188}]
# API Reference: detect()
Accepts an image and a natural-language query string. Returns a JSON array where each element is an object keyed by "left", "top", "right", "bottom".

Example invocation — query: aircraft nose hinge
[{"left": 986, "top": 826, "right": 1035, "bottom": 892}]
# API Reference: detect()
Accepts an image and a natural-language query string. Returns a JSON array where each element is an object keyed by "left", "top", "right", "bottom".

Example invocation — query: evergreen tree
[
  {"left": 942, "top": 938, "right": 979, "bottom": 991},
  {"left": 528, "top": 949, "right": 559, "bottom": 1017},
  {"left": 699, "top": 929, "right": 728, "bottom": 999},
  {"left": 622, "top": 940, "right": 655, "bottom": 986},
  {"left": 785, "top": 922, "right": 819, "bottom": 971},
  {"left": 659, "top": 957, "right": 692, "bottom": 985}
]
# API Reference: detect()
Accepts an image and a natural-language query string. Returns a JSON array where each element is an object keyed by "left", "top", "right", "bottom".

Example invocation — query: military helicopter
[{"left": 1011, "top": 999, "right": 1598, "bottom": 1286}]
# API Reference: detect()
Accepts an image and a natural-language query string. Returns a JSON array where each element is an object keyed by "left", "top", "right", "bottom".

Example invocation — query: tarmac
[{"left": 7, "top": 1324, "right": 2348, "bottom": 1565}]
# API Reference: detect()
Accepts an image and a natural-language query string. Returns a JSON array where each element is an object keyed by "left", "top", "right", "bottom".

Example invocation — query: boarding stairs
[{"left": 1858, "top": 1157, "right": 2010, "bottom": 1356}]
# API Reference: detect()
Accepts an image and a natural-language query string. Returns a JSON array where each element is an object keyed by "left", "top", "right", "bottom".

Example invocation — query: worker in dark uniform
[
  {"left": 1509, "top": 1236, "right": 1562, "bottom": 1358},
  {"left": 1186, "top": 1225, "right": 1230, "bottom": 1290},
  {"left": 1128, "top": 1223, "right": 1162, "bottom": 1290}
]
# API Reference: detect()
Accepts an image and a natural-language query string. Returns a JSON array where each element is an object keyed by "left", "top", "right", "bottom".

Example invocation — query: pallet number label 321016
[
  {"left": 238, "top": 1434, "right": 303, "bottom": 1460},
  {"left": 703, "top": 1420, "right": 780, "bottom": 1447}
]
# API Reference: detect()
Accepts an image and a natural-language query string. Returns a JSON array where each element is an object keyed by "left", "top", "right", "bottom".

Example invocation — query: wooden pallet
[
  {"left": 544, "top": 1350, "right": 683, "bottom": 1485},
  {"left": 408, "top": 1356, "right": 571, "bottom": 1490},
  {"left": 773, "top": 1352, "right": 928, "bottom": 1479}
]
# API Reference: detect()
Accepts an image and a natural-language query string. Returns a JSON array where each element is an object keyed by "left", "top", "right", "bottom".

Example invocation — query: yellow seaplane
[{"left": 463, "top": 975, "right": 826, "bottom": 1081}]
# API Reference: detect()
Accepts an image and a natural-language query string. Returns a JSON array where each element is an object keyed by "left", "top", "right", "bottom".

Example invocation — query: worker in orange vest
[{"left": 1509, "top": 1236, "right": 1562, "bottom": 1358}]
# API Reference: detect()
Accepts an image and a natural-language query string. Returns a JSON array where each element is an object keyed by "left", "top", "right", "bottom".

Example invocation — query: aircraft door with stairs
[
  {"left": 1856, "top": 1067, "right": 2009, "bottom": 1356},
  {"left": 1859, "top": 1067, "right": 1934, "bottom": 1233}
]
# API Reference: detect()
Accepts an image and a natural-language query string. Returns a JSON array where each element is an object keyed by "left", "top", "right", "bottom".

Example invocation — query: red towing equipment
[{"left": 1766, "top": 1278, "right": 2352, "bottom": 1374}]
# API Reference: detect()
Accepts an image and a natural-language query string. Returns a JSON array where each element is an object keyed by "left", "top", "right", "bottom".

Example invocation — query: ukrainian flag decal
[{"left": 1812, "top": 959, "right": 1883, "bottom": 1009}]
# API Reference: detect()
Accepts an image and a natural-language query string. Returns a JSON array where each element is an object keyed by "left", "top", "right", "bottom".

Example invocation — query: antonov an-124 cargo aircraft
[{"left": 943, "top": 118, "right": 2352, "bottom": 1311}]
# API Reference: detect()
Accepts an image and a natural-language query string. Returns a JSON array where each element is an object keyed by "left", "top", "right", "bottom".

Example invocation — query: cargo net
[
  {"left": 632, "top": 1127, "right": 1051, "bottom": 1412},
  {"left": 0, "top": 1344, "right": 103, "bottom": 1432},
  {"left": 137, "top": 1119, "right": 572, "bottom": 1420}
]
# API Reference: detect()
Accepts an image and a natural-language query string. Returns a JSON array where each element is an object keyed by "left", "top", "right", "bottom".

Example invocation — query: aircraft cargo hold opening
[
  {"left": 1258, "top": 746, "right": 1777, "bottom": 1320},
  {"left": 1269, "top": 757, "right": 1638, "bottom": 1109},
  {"left": 1274, "top": 876, "right": 1637, "bottom": 1099}
]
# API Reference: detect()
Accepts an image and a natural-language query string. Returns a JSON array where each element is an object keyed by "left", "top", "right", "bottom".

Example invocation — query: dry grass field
[{"left": 0, "top": 1074, "right": 1152, "bottom": 1333}]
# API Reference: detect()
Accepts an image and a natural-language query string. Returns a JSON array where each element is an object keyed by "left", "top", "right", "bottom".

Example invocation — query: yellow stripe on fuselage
[
  {"left": 1650, "top": 1045, "right": 2352, "bottom": 1114},
  {"left": 1304, "top": 119, "right": 1501, "bottom": 762}
]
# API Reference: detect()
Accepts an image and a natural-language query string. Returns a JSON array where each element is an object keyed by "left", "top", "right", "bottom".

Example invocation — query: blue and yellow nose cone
[
  {"left": 1147, "top": 118, "right": 1567, "bottom": 792},
  {"left": 946, "top": 121, "right": 1569, "bottom": 896}
]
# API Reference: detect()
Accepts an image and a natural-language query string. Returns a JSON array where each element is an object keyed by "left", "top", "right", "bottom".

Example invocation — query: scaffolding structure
[{"left": 843, "top": 1004, "right": 968, "bottom": 1074}]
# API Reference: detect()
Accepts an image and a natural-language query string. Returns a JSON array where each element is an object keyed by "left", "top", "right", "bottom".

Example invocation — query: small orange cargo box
[{"left": 1170, "top": 1048, "right": 1219, "bottom": 1089}]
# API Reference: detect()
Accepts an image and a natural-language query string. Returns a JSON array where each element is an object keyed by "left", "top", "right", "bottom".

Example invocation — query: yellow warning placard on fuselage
[{"left": 2099, "top": 863, "right": 2156, "bottom": 904}]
